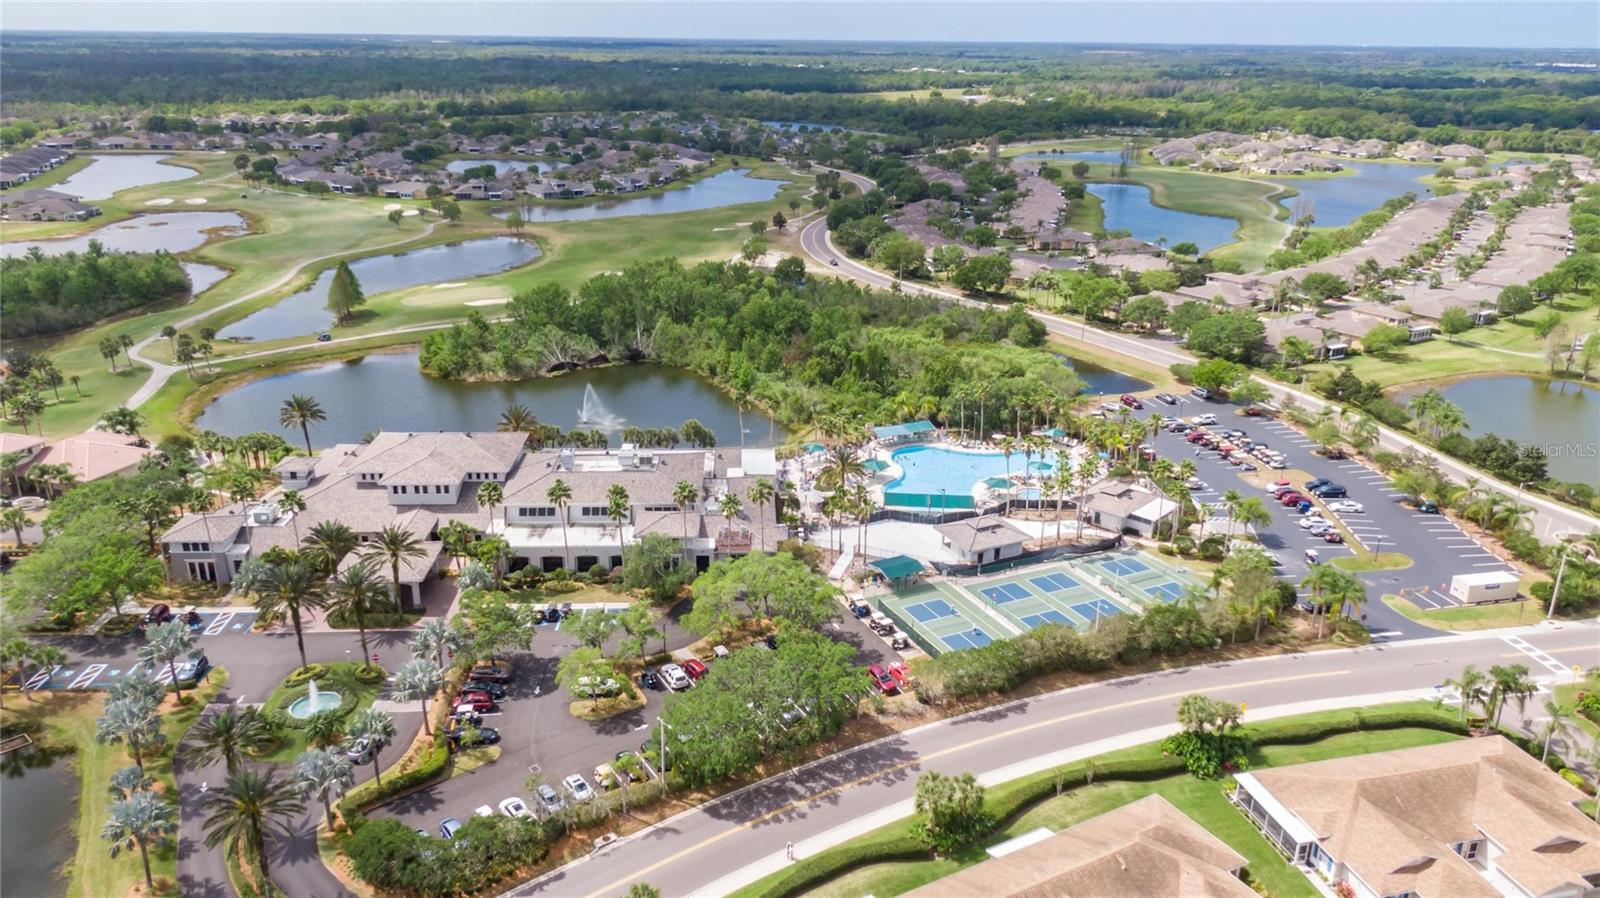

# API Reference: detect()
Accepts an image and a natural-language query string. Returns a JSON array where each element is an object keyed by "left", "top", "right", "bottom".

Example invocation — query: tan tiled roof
[
  {"left": 346, "top": 431, "right": 527, "bottom": 485},
  {"left": 903, "top": 795, "right": 1253, "bottom": 898},
  {"left": 162, "top": 513, "right": 247, "bottom": 544},
  {"left": 1250, "top": 736, "right": 1600, "bottom": 898},
  {"left": 934, "top": 515, "right": 1028, "bottom": 552},
  {"left": 33, "top": 430, "right": 155, "bottom": 482}
]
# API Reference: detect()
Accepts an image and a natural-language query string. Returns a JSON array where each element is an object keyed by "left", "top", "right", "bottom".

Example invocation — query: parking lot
[
  {"left": 1132, "top": 393, "right": 1517, "bottom": 638},
  {"left": 19, "top": 607, "right": 259, "bottom": 691}
]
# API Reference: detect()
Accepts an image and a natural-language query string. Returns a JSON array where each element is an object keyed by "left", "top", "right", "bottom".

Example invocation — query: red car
[
  {"left": 680, "top": 658, "right": 709, "bottom": 681},
  {"left": 1279, "top": 492, "right": 1306, "bottom": 507},
  {"left": 1322, "top": 531, "right": 1345, "bottom": 544},
  {"left": 1186, "top": 431, "right": 1209, "bottom": 444},
  {"left": 867, "top": 664, "right": 898, "bottom": 694},
  {"left": 454, "top": 691, "right": 496, "bottom": 713},
  {"left": 1119, "top": 394, "right": 1144, "bottom": 410},
  {"left": 887, "top": 662, "right": 913, "bottom": 690}
]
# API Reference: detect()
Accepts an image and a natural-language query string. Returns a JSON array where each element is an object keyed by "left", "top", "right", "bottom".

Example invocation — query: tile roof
[
  {"left": 934, "top": 515, "right": 1029, "bottom": 552},
  {"left": 33, "top": 430, "right": 156, "bottom": 482}
]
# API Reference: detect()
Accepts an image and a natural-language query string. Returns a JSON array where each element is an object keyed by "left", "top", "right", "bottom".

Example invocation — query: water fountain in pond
[
  {"left": 286, "top": 677, "right": 342, "bottom": 719},
  {"left": 577, "top": 383, "right": 625, "bottom": 429}
]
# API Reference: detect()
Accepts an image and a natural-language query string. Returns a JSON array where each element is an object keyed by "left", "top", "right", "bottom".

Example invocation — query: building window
[
  {"left": 580, "top": 506, "right": 608, "bottom": 517},
  {"left": 179, "top": 541, "right": 211, "bottom": 552},
  {"left": 643, "top": 505, "right": 679, "bottom": 513},
  {"left": 516, "top": 507, "right": 556, "bottom": 519}
]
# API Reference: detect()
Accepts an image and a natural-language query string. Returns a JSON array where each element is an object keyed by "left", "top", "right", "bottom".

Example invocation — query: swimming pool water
[{"left": 886, "top": 445, "right": 1059, "bottom": 496}]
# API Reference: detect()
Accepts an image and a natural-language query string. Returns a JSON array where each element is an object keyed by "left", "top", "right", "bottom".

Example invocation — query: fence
[{"left": 873, "top": 594, "right": 945, "bottom": 658}]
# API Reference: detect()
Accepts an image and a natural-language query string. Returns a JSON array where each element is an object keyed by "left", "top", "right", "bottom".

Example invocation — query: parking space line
[
  {"left": 205, "top": 611, "right": 235, "bottom": 636},
  {"left": 23, "top": 666, "right": 60, "bottom": 690},
  {"left": 1472, "top": 562, "right": 1509, "bottom": 567},
  {"left": 68, "top": 663, "right": 107, "bottom": 689}
]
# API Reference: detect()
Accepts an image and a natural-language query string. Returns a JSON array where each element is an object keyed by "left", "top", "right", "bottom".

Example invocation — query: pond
[
  {"left": 1395, "top": 376, "right": 1600, "bottom": 484},
  {"left": 1057, "top": 353, "right": 1152, "bottom": 396},
  {"left": 195, "top": 353, "right": 786, "bottom": 449},
  {"left": 493, "top": 168, "right": 785, "bottom": 223},
  {"left": 182, "top": 262, "right": 229, "bottom": 296},
  {"left": 762, "top": 120, "right": 849, "bottom": 132},
  {"left": 1016, "top": 149, "right": 1125, "bottom": 166},
  {"left": 52, "top": 154, "right": 197, "bottom": 200},
  {"left": 444, "top": 158, "right": 551, "bottom": 176},
  {"left": 0, "top": 741, "right": 78, "bottom": 898},
  {"left": 216, "top": 236, "right": 540, "bottom": 341},
  {"left": 1087, "top": 183, "right": 1237, "bottom": 252},
  {"left": 1271, "top": 160, "right": 1435, "bottom": 228},
  {"left": 0, "top": 211, "right": 247, "bottom": 258}
]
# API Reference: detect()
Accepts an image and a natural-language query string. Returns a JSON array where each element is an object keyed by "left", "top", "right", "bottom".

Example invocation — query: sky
[{"left": 4, "top": 1, "right": 1598, "bottom": 49}]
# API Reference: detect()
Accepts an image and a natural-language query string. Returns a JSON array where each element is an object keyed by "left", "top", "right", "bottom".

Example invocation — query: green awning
[
  {"left": 869, "top": 555, "right": 924, "bottom": 580},
  {"left": 863, "top": 459, "right": 890, "bottom": 473}
]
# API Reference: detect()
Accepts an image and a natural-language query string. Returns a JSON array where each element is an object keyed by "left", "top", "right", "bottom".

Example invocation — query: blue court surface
[
  {"left": 942, "top": 629, "right": 994, "bottom": 651},
  {"left": 979, "top": 583, "right": 1031, "bottom": 604},
  {"left": 1028, "top": 572, "right": 1079, "bottom": 593},
  {"left": 1099, "top": 558, "right": 1151, "bottom": 577},
  {"left": 1146, "top": 582, "right": 1186, "bottom": 603},
  {"left": 1020, "top": 610, "right": 1072, "bottom": 629},
  {"left": 906, "top": 598, "right": 957, "bottom": 622},
  {"left": 1071, "top": 599, "right": 1124, "bottom": 620}
]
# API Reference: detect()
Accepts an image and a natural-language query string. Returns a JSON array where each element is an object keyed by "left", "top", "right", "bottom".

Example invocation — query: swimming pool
[{"left": 885, "top": 445, "right": 1059, "bottom": 502}]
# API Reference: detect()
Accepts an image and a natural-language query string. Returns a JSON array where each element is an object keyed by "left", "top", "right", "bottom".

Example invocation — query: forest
[
  {"left": 0, "top": 245, "right": 192, "bottom": 337},
  {"left": 418, "top": 257, "right": 1084, "bottom": 433}
]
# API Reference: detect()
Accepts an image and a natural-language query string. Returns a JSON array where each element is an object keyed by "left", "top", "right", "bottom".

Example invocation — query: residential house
[
  {"left": 13, "top": 430, "right": 157, "bottom": 489},
  {"left": 1096, "top": 236, "right": 1166, "bottom": 257},
  {"left": 904, "top": 795, "right": 1255, "bottom": 898},
  {"left": 932, "top": 516, "right": 1029, "bottom": 566},
  {"left": 1396, "top": 140, "right": 1439, "bottom": 162},
  {"left": 1030, "top": 227, "right": 1093, "bottom": 252},
  {"left": 1080, "top": 477, "right": 1178, "bottom": 537},
  {"left": 1264, "top": 313, "right": 1348, "bottom": 360},
  {"left": 0, "top": 188, "right": 102, "bottom": 222},
  {"left": 1176, "top": 272, "right": 1268, "bottom": 310},
  {"left": 1438, "top": 143, "right": 1482, "bottom": 161},
  {"left": 1234, "top": 736, "right": 1600, "bottom": 898},
  {"left": 377, "top": 180, "right": 430, "bottom": 199},
  {"left": 453, "top": 179, "right": 516, "bottom": 201}
]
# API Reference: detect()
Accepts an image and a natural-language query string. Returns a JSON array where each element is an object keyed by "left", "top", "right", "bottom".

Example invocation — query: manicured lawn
[
  {"left": 0, "top": 668, "right": 228, "bottom": 898},
  {"left": 1553, "top": 683, "right": 1600, "bottom": 740},
  {"left": 1381, "top": 594, "right": 1548, "bottom": 631},
  {"left": 257, "top": 662, "right": 387, "bottom": 763},
  {"left": 1330, "top": 552, "right": 1412, "bottom": 573}
]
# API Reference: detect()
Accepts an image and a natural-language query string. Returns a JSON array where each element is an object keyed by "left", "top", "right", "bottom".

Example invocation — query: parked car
[
  {"left": 499, "top": 797, "right": 531, "bottom": 818},
  {"left": 174, "top": 654, "right": 211, "bottom": 684},
  {"left": 469, "top": 663, "right": 513, "bottom": 684},
  {"left": 639, "top": 667, "right": 663, "bottom": 691},
  {"left": 143, "top": 604, "right": 174, "bottom": 626},
  {"left": 680, "top": 658, "right": 709, "bottom": 681},
  {"left": 1190, "top": 387, "right": 1213, "bottom": 400},
  {"left": 317, "top": 332, "right": 333, "bottom": 343},
  {"left": 887, "top": 662, "right": 913, "bottom": 690},
  {"left": 1326, "top": 500, "right": 1365, "bottom": 514},
  {"left": 563, "top": 774, "right": 595, "bottom": 802},
  {"left": 461, "top": 679, "right": 508, "bottom": 699},
  {"left": 1304, "top": 478, "right": 1332, "bottom": 492},
  {"left": 1310, "top": 483, "right": 1346, "bottom": 498},
  {"left": 660, "top": 663, "right": 691, "bottom": 690},
  {"left": 536, "top": 784, "right": 563, "bottom": 815},
  {"left": 1155, "top": 393, "right": 1179, "bottom": 405},
  {"left": 1185, "top": 478, "right": 1207, "bottom": 491},
  {"left": 449, "top": 726, "right": 500, "bottom": 747},
  {"left": 474, "top": 805, "right": 495, "bottom": 818},
  {"left": 1322, "top": 531, "right": 1345, "bottom": 543},
  {"left": 1323, "top": 447, "right": 1348, "bottom": 460},
  {"left": 1417, "top": 499, "right": 1440, "bottom": 513},
  {"left": 544, "top": 603, "right": 561, "bottom": 623},
  {"left": 1186, "top": 431, "right": 1209, "bottom": 444},
  {"left": 345, "top": 735, "right": 382, "bottom": 764},
  {"left": 448, "top": 709, "right": 483, "bottom": 727},
  {"left": 453, "top": 691, "right": 496, "bottom": 713},
  {"left": 439, "top": 817, "right": 463, "bottom": 839},
  {"left": 1191, "top": 413, "right": 1218, "bottom": 425},
  {"left": 1279, "top": 492, "right": 1306, "bottom": 507},
  {"left": 867, "top": 664, "right": 898, "bottom": 694},
  {"left": 593, "top": 762, "right": 620, "bottom": 790},
  {"left": 1306, "top": 521, "right": 1336, "bottom": 535},
  {"left": 1119, "top": 394, "right": 1144, "bottom": 410}
]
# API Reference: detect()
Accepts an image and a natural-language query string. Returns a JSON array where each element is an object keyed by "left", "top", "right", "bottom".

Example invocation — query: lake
[
  {"left": 1017, "top": 149, "right": 1124, "bottom": 165},
  {"left": 1058, "top": 353, "right": 1152, "bottom": 396},
  {"left": 1088, "top": 182, "right": 1237, "bottom": 251},
  {"left": 52, "top": 154, "right": 197, "bottom": 200},
  {"left": 1396, "top": 376, "right": 1600, "bottom": 484},
  {"left": 762, "top": 120, "right": 849, "bottom": 132},
  {"left": 0, "top": 211, "right": 247, "bottom": 258},
  {"left": 195, "top": 354, "right": 786, "bottom": 448},
  {"left": 444, "top": 159, "right": 552, "bottom": 176},
  {"left": 1271, "top": 160, "right": 1435, "bottom": 228},
  {"left": 216, "top": 236, "right": 540, "bottom": 341},
  {"left": 493, "top": 168, "right": 785, "bottom": 223},
  {"left": 0, "top": 742, "right": 77, "bottom": 898},
  {"left": 183, "top": 262, "right": 229, "bottom": 295}
]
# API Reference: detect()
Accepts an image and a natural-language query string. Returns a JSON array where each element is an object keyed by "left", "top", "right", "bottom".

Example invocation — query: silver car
[
  {"left": 660, "top": 663, "right": 691, "bottom": 690},
  {"left": 563, "top": 773, "right": 596, "bottom": 802},
  {"left": 536, "top": 783, "right": 563, "bottom": 815}
]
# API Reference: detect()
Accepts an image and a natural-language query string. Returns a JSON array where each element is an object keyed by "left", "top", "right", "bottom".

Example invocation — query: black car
[
  {"left": 560, "top": 602, "right": 574, "bottom": 617},
  {"left": 1154, "top": 393, "right": 1179, "bottom": 405},
  {"left": 1311, "top": 484, "right": 1347, "bottom": 499},
  {"left": 448, "top": 726, "right": 500, "bottom": 747},
  {"left": 639, "top": 667, "right": 663, "bottom": 691},
  {"left": 1304, "top": 478, "right": 1332, "bottom": 492},
  {"left": 143, "top": 604, "right": 174, "bottom": 626},
  {"left": 545, "top": 603, "right": 561, "bottom": 623},
  {"left": 469, "top": 665, "right": 513, "bottom": 684},
  {"left": 461, "top": 679, "right": 508, "bottom": 699}
]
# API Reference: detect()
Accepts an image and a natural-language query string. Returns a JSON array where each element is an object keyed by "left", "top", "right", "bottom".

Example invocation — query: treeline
[
  {"left": 0, "top": 245, "right": 191, "bottom": 337},
  {"left": 419, "top": 257, "right": 1083, "bottom": 433}
]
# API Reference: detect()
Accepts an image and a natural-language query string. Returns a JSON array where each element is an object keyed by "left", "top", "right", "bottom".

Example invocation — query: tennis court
[
  {"left": 963, "top": 560, "right": 1137, "bottom": 633},
  {"left": 880, "top": 582, "right": 1004, "bottom": 655},
  {"left": 1085, "top": 550, "right": 1203, "bottom": 610}
]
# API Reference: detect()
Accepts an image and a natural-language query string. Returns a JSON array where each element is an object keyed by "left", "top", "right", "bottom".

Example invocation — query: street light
[{"left": 1547, "top": 541, "right": 1572, "bottom": 620}]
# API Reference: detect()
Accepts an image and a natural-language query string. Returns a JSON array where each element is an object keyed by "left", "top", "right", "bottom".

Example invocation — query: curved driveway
[{"left": 506, "top": 623, "right": 1598, "bottom": 898}]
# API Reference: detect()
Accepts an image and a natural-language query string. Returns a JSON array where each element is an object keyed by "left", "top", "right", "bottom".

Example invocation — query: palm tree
[
  {"left": 1300, "top": 565, "right": 1361, "bottom": 639},
  {"left": 1536, "top": 699, "right": 1577, "bottom": 763},
  {"left": 186, "top": 706, "right": 276, "bottom": 777},
  {"left": 277, "top": 395, "right": 327, "bottom": 456},
  {"left": 718, "top": 492, "right": 744, "bottom": 539},
  {"left": 747, "top": 478, "right": 775, "bottom": 552},
  {"left": 498, "top": 403, "right": 538, "bottom": 433},
  {"left": 817, "top": 445, "right": 865, "bottom": 493},
  {"left": 411, "top": 618, "right": 463, "bottom": 670},
  {"left": 293, "top": 747, "right": 355, "bottom": 829},
  {"left": 672, "top": 479, "right": 697, "bottom": 562},
  {"left": 329, "top": 563, "right": 386, "bottom": 668},
  {"left": 256, "top": 558, "right": 328, "bottom": 672},
  {"left": 303, "top": 521, "right": 358, "bottom": 576},
  {"left": 278, "top": 490, "right": 307, "bottom": 546},
  {"left": 390, "top": 658, "right": 444, "bottom": 734},
  {"left": 200, "top": 769, "right": 306, "bottom": 876},
  {"left": 1, "top": 506, "right": 27, "bottom": 546},
  {"left": 1234, "top": 497, "right": 1272, "bottom": 541},
  {"left": 109, "top": 765, "right": 155, "bottom": 801},
  {"left": 607, "top": 484, "right": 630, "bottom": 563},
  {"left": 361, "top": 525, "right": 425, "bottom": 613},
  {"left": 438, "top": 520, "right": 475, "bottom": 572},
  {"left": 344, "top": 708, "right": 397, "bottom": 787},
  {"left": 103, "top": 790, "right": 178, "bottom": 891},
  {"left": 136, "top": 620, "right": 200, "bottom": 701},
  {"left": 1487, "top": 664, "right": 1536, "bottom": 729},
  {"left": 547, "top": 478, "right": 574, "bottom": 570},
  {"left": 475, "top": 481, "right": 503, "bottom": 534},
  {"left": 1441, "top": 665, "right": 1490, "bottom": 721},
  {"left": 1220, "top": 489, "right": 1243, "bottom": 539},
  {"left": 97, "top": 698, "right": 166, "bottom": 769},
  {"left": 998, "top": 435, "right": 1017, "bottom": 477}
]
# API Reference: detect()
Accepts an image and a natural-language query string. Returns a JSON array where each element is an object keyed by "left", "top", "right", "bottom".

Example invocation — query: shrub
[
  {"left": 541, "top": 579, "right": 586, "bottom": 595},
  {"left": 745, "top": 834, "right": 929, "bottom": 898},
  {"left": 1173, "top": 535, "right": 1196, "bottom": 555},
  {"left": 587, "top": 563, "right": 611, "bottom": 582},
  {"left": 1197, "top": 536, "right": 1227, "bottom": 561},
  {"left": 284, "top": 664, "right": 330, "bottom": 686},
  {"left": 1560, "top": 768, "right": 1595, "bottom": 796}
]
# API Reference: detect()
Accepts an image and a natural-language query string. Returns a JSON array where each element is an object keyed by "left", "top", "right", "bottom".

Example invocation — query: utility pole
[{"left": 1547, "top": 542, "right": 1572, "bottom": 620}]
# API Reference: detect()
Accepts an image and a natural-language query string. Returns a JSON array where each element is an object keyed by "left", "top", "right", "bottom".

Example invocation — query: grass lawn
[
  {"left": 257, "top": 662, "right": 387, "bottom": 763},
  {"left": 1381, "top": 594, "right": 1548, "bottom": 631},
  {"left": 1552, "top": 683, "right": 1600, "bottom": 741},
  {"left": 1046, "top": 335, "right": 1184, "bottom": 395},
  {"left": 1331, "top": 552, "right": 1413, "bottom": 573},
  {"left": 736, "top": 701, "right": 1460, "bottom": 898},
  {"left": 447, "top": 745, "right": 502, "bottom": 778},
  {"left": 0, "top": 667, "right": 228, "bottom": 898}
]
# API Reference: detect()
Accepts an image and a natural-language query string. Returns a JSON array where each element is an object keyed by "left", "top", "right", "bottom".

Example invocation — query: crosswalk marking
[{"left": 1501, "top": 635, "right": 1569, "bottom": 676}]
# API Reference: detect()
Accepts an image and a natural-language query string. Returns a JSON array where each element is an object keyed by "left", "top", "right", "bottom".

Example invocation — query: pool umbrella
[{"left": 983, "top": 477, "right": 1011, "bottom": 489}]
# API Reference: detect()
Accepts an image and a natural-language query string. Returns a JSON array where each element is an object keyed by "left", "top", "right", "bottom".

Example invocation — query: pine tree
[{"left": 326, "top": 261, "right": 365, "bottom": 324}]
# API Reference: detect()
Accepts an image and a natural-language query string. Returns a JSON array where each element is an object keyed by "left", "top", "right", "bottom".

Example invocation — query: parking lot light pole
[
  {"left": 658, "top": 717, "right": 674, "bottom": 794},
  {"left": 1547, "top": 542, "right": 1571, "bottom": 620}
]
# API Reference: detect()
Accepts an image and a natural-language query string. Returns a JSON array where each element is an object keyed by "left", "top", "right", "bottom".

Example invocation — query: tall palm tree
[
  {"left": 1220, "top": 489, "right": 1243, "bottom": 540},
  {"left": 816, "top": 445, "right": 865, "bottom": 493},
  {"left": 277, "top": 394, "right": 327, "bottom": 455},
  {"left": 329, "top": 563, "right": 387, "bottom": 668},
  {"left": 96, "top": 698, "right": 165, "bottom": 769},
  {"left": 1536, "top": 699, "right": 1577, "bottom": 763},
  {"left": 186, "top": 705, "right": 276, "bottom": 777},
  {"left": 747, "top": 479, "right": 774, "bottom": 551},
  {"left": 410, "top": 618, "right": 462, "bottom": 670},
  {"left": 109, "top": 765, "right": 155, "bottom": 801},
  {"left": 344, "top": 708, "right": 397, "bottom": 786},
  {"left": 1233, "top": 497, "right": 1272, "bottom": 541},
  {"left": 303, "top": 521, "right": 358, "bottom": 576},
  {"left": 293, "top": 747, "right": 355, "bottom": 829},
  {"left": 136, "top": 620, "right": 201, "bottom": 702},
  {"left": 607, "top": 484, "right": 630, "bottom": 563},
  {"left": 390, "top": 658, "right": 444, "bottom": 735},
  {"left": 998, "top": 435, "right": 1017, "bottom": 477},
  {"left": 672, "top": 479, "right": 697, "bottom": 562},
  {"left": 547, "top": 478, "right": 574, "bottom": 570},
  {"left": 718, "top": 492, "right": 744, "bottom": 540},
  {"left": 103, "top": 791, "right": 178, "bottom": 891},
  {"left": 1487, "top": 664, "right": 1536, "bottom": 729},
  {"left": 1300, "top": 565, "right": 1360, "bottom": 639},
  {"left": 278, "top": 490, "right": 307, "bottom": 547},
  {"left": 361, "top": 525, "right": 425, "bottom": 613},
  {"left": 475, "top": 481, "right": 503, "bottom": 534},
  {"left": 201, "top": 769, "right": 306, "bottom": 876},
  {"left": 256, "top": 558, "right": 328, "bottom": 672},
  {"left": 1441, "top": 665, "right": 1490, "bottom": 721},
  {"left": 498, "top": 403, "right": 539, "bottom": 434}
]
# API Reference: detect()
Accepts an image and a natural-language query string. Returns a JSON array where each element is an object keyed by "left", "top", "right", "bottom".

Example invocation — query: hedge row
[
  {"left": 742, "top": 834, "right": 929, "bottom": 898},
  {"left": 340, "top": 664, "right": 470, "bottom": 832}
]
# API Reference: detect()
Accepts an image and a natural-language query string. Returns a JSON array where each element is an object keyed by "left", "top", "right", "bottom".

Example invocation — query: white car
[
  {"left": 1298, "top": 515, "right": 1326, "bottom": 529},
  {"left": 563, "top": 774, "right": 596, "bottom": 802},
  {"left": 1306, "top": 521, "right": 1336, "bottom": 535},
  {"left": 473, "top": 804, "right": 495, "bottom": 818},
  {"left": 1191, "top": 414, "right": 1218, "bottom": 426},
  {"left": 660, "top": 663, "right": 691, "bottom": 690},
  {"left": 1185, "top": 478, "right": 1207, "bottom": 491},
  {"left": 498, "top": 797, "right": 531, "bottom": 818},
  {"left": 1326, "top": 500, "right": 1365, "bottom": 514}
]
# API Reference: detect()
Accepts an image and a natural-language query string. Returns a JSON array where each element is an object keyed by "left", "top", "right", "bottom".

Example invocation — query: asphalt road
[{"left": 505, "top": 622, "right": 1600, "bottom": 898}]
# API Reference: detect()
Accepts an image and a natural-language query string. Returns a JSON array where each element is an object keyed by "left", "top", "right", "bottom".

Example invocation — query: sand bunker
[
  {"left": 402, "top": 209, "right": 420, "bottom": 217},
  {"left": 382, "top": 203, "right": 403, "bottom": 211},
  {"left": 465, "top": 298, "right": 509, "bottom": 307},
  {"left": 184, "top": 197, "right": 209, "bottom": 205},
  {"left": 144, "top": 198, "right": 175, "bottom": 206},
  {"left": 433, "top": 282, "right": 466, "bottom": 289}
]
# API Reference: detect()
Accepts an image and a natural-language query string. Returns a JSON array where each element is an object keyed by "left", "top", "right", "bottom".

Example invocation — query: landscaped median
[{"left": 726, "top": 701, "right": 1582, "bottom": 898}]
